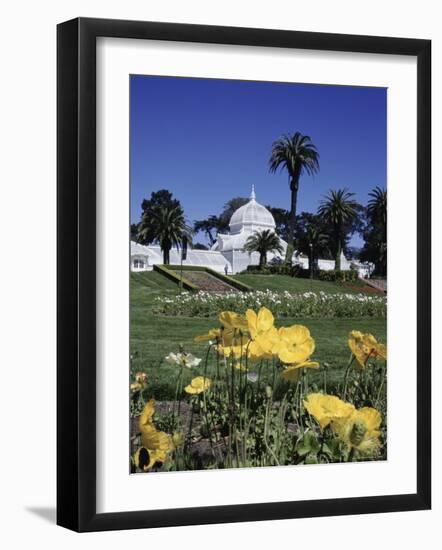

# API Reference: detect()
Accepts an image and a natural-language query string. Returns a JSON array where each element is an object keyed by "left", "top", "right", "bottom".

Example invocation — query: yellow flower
[
  {"left": 275, "top": 325, "right": 315, "bottom": 364},
  {"left": 245, "top": 307, "right": 280, "bottom": 361},
  {"left": 184, "top": 376, "right": 212, "bottom": 395},
  {"left": 134, "top": 425, "right": 174, "bottom": 471},
  {"left": 134, "top": 399, "right": 174, "bottom": 471},
  {"left": 135, "top": 371, "right": 148, "bottom": 385},
  {"left": 332, "top": 407, "right": 382, "bottom": 456},
  {"left": 217, "top": 328, "right": 250, "bottom": 359},
  {"left": 234, "top": 362, "right": 247, "bottom": 371},
  {"left": 348, "top": 331, "right": 387, "bottom": 368},
  {"left": 304, "top": 393, "right": 355, "bottom": 429},
  {"left": 281, "top": 361, "right": 320, "bottom": 383},
  {"left": 139, "top": 399, "right": 156, "bottom": 432},
  {"left": 246, "top": 307, "right": 274, "bottom": 339},
  {"left": 194, "top": 327, "right": 222, "bottom": 343},
  {"left": 131, "top": 371, "right": 148, "bottom": 393},
  {"left": 219, "top": 311, "right": 249, "bottom": 333}
]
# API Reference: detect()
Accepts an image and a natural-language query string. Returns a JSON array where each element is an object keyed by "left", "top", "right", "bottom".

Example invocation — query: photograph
[{"left": 129, "top": 75, "right": 388, "bottom": 473}]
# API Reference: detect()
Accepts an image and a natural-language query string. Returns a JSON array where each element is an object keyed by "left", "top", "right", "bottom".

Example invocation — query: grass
[{"left": 131, "top": 271, "right": 387, "bottom": 400}]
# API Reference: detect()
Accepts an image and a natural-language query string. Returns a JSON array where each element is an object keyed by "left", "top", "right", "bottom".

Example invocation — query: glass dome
[{"left": 228, "top": 185, "right": 276, "bottom": 234}]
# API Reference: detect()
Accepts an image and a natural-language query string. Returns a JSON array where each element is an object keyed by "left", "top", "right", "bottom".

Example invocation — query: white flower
[
  {"left": 165, "top": 352, "right": 202, "bottom": 368},
  {"left": 246, "top": 372, "right": 258, "bottom": 383}
]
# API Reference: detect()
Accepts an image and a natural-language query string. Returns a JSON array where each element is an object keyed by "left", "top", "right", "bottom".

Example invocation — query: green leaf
[{"left": 304, "top": 453, "right": 318, "bottom": 464}]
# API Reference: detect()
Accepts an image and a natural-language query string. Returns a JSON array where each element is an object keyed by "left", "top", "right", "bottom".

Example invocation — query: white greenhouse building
[{"left": 131, "top": 186, "right": 370, "bottom": 277}]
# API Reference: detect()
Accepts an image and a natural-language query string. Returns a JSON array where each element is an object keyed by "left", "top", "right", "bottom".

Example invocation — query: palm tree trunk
[
  {"left": 335, "top": 239, "right": 342, "bottom": 271},
  {"left": 285, "top": 179, "right": 298, "bottom": 263},
  {"left": 260, "top": 252, "right": 266, "bottom": 269},
  {"left": 163, "top": 247, "right": 170, "bottom": 265}
]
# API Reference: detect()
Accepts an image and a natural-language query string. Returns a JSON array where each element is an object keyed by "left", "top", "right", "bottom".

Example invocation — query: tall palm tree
[
  {"left": 269, "top": 132, "right": 320, "bottom": 262},
  {"left": 318, "top": 188, "right": 359, "bottom": 271},
  {"left": 366, "top": 186, "right": 387, "bottom": 276},
  {"left": 367, "top": 186, "right": 387, "bottom": 243},
  {"left": 138, "top": 204, "right": 192, "bottom": 264},
  {"left": 243, "top": 229, "right": 283, "bottom": 269}
]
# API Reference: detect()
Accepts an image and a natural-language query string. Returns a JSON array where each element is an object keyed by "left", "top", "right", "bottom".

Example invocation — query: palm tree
[
  {"left": 269, "top": 132, "right": 320, "bottom": 262},
  {"left": 243, "top": 229, "right": 283, "bottom": 269},
  {"left": 138, "top": 204, "right": 192, "bottom": 264},
  {"left": 366, "top": 186, "right": 387, "bottom": 276},
  {"left": 300, "top": 224, "right": 330, "bottom": 276},
  {"left": 367, "top": 186, "right": 387, "bottom": 242},
  {"left": 318, "top": 188, "right": 359, "bottom": 271}
]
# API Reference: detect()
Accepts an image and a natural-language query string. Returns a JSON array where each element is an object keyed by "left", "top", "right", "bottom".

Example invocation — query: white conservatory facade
[{"left": 131, "top": 186, "right": 371, "bottom": 277}]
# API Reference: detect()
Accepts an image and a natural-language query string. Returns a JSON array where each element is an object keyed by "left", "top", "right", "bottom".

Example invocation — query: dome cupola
[{"left": 229, "top": 185, "right": 276, "bottom": 234}]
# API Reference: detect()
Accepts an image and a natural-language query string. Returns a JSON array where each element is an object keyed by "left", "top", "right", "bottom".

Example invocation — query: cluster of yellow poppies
[
  {"left": 195, "top": 306, "right": 319, "bottom": 382},
  {"left": 133, "top": 399, "right": 174, "bottom": 472},
  {"left": 304, "top": 393, "right": 382, "bottom": 456}
]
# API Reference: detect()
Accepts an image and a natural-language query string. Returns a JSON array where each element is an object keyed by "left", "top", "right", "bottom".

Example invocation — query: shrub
[
  {"left": 318, "top": 270, "right": 359, "bottom": 283},
  {"left": 245, "top": 264, "right": 305, "bottom": 277}
]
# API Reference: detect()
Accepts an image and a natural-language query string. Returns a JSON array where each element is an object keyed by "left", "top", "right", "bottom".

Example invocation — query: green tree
[
  {"left": 294, "top": 213, "right": 330, "bottom": 275},
  {"left": 130, "top": 223, "right": 139, "bottom": 240},
  {"left": 266, "top": 206, "right": 290, "bottom": 242},
  {"left": 217, "top": 197, "right": 249, "bottom": 233},
  {"left": 360, "top": 186, "right": 387, "bottom": 276},
  {"left": 193, "top": 215, "right": 220, "bottom": 246},
  {"left": 137, "top": 190, "right": 181, "bottom": 244},
  {"left": 269, "top": 132, "right": 320, "bottom": 262},
  {"left": 243, "top": 229, "right": 283, "bottom": 269},
  {"left": 318, "top": 188, "right": 360, "bottom": 271},
  {"left": 137, "top": 191, "right": 191, "bottom": 264}
]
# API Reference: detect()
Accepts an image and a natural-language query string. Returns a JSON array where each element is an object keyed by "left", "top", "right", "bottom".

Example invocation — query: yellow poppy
[
  {"left": 139, "top": 399, "right": 155, "bottom": 432},
  {"left": 332, "top": 407, "right": 382, "bottom": 456},
  {"left": 217, "top": 328, "right": 250, "bottom": 359},
  {"left": 184, "top": 376, "right": 212, "bottom": 395},
  {"left": 134, "top": 425, "right": 174, "bottom": 471},
  {"left": 245, "top": 307, "right": 280, "bottom": 361},
  {"left": 304, "top": 393, "right": 355, "bottom": 429},
  {"left": 281, "top": 361, "right": 320, "bottom": 383},
  {"left": 276, "top": 325, "right": 315, "bottom": 365},
  {"left": 130, "top": 382, "right": 143, "bottom": 393},
  {"left": 246, "top": 307, "right": 275, "bottom": 339},
  {"left": 219, "top": 311, "right": 249, "bottom": 333},
  {"left": 135, "top": 371, "right": 148, "bottom": 385},
  {"left": 194, "top": 327, "right": 222, "bottom": 343},
  {"left": 234, "top": 362, "right": 247, "bottom": 371},
  {"left": 348, "top": 331, "right": 387, "bottom": 368}
]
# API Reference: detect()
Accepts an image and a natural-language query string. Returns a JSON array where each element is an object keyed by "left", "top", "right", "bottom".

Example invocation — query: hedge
[{"left": 318, "top": 269, "right": 359, "bottom": 282}]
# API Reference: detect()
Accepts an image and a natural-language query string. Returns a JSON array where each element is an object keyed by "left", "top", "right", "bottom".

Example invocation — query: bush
[
  {"left": 245, "top": 264, "right": 304, "bottom": 277},
  {"left": 318, "top": 270, "right": 359, "bottom": 283}
]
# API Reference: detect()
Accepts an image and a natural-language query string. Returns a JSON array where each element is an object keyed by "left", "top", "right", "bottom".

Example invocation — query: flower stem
[{"left": 343, "top": 354, "right": 355, "bottom": 400}]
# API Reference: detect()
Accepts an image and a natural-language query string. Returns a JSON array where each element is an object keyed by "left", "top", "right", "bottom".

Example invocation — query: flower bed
[{"left": 154, "top": 289, "right": 386, "bottom": 318}]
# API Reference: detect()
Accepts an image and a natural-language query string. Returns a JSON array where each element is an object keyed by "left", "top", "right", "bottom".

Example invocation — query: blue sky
[{"left": 130, "top": 75, "right": 386, "bottom": 247}]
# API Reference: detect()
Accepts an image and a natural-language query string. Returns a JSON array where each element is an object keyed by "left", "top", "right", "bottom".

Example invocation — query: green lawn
[{"left": 130, "top": 271, "right": 387, "bottom": 400}]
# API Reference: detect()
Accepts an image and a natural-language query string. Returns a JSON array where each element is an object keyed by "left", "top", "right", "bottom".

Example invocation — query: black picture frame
[{"left": 57, "top": 17, "right": 431, "bottom": 532}]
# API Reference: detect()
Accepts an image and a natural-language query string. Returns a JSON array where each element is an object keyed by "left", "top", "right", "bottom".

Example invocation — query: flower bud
[{"left": 350, "top": 421, "right": 367, "bottom": 446}]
